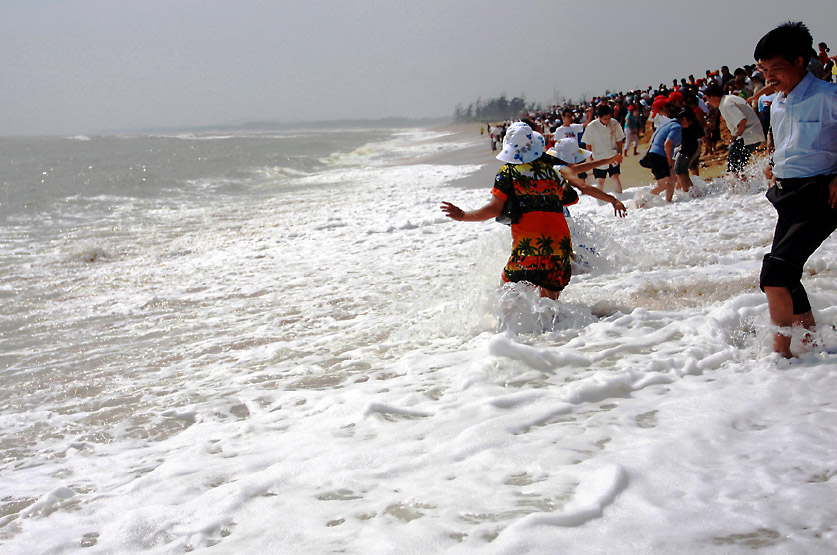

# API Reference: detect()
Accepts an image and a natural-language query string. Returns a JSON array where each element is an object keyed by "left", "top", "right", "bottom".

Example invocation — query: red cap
[{"left": 651, "top": 97, "right": 669, "bottom": 116}]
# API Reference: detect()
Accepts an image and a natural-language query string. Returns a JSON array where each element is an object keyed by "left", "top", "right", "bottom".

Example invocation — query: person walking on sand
[
  {"left": 703, "top": 83, "right": 765, "bottom": 179},
  {"left": 582, "top": 105, "right": 626, "bottom": 194},
  {"left": 624, "top": 105, "right": 640, "bottom": 156},
  {"left": 753, "top": 21, "right": 837, "bottom": 357},
  {"left": 440, "top": 122, "right": 626, "bottom": 301}
]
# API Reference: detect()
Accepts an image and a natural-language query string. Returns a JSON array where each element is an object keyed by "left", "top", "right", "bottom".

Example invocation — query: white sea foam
[{"left": 1, "top": 128, "right": 836, "bottom": 553}]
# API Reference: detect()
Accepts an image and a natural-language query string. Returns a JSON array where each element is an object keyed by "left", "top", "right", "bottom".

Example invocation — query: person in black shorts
[
  {"left": 647, "top": 109, "right": 692, "bottom": 202},
  {"left": 593, "top": 164, "right": 620, "bottom": 180},
  {"left": 583, "top": 105, "right": 626, "bottom": 193},
  {"left": 673, "top": 109, "right": 704, "bottom": 193}
]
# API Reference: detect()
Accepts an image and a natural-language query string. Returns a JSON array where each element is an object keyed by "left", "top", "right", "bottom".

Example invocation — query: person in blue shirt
[
  {"left": 646, "top": 109, "right": 692, "bottom": 202},
  {"left": 754, "top": 21, "right": 837, "bottom": 357},
  {"left": 624, "top": 105, "right": 641, "bottom": 156}
]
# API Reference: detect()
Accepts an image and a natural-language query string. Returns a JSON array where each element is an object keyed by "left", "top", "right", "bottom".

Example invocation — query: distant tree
[{"left": 454, "top": 93, "right": 531, "bottom": 122}]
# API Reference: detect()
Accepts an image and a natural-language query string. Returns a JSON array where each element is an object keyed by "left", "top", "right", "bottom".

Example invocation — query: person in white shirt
[
  {"left": 553, "top": 109, "right": 586, "bottom": 144},
  {"left": 734, "top": 67, "right": 754, "bottom": 92},
  {"left": 582, "top": 105, "right": 626, "bottom": 193},
  {"left": 703, "top": 83, "right": 765, "bottom": 177},
  {"left": 489, "top": 125, "right": 503, "bottom": 152},
  {"left": 553, "top": 109, "right": 589, "bottom": 181},
  {"left": 754, "top": 21, "right": 837, "bottom": 357},
  {"left": 696, "top": 95, "right": 709, "bottom": 115}
]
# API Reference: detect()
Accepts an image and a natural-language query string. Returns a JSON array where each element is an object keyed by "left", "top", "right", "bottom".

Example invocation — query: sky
[{"left": 2, "top": 0, "right": 836, "bottom": 136}]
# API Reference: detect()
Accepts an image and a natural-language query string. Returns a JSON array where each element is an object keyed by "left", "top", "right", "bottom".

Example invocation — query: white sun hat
[
  {"left": 546, "top": 138, "right": 592, "bottom": 164},
  {"left": 496, "top": 122, "right": 545, "bottom": 164}
]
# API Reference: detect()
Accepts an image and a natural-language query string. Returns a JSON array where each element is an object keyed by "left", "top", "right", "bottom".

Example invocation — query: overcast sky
[{"left": 2, "top": 0, "right": 836, "bottom": 136}]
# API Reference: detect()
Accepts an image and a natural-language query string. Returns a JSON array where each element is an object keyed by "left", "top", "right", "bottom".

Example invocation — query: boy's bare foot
[{"left": 773, "top": 332, "right": 793, "bottom": 358}]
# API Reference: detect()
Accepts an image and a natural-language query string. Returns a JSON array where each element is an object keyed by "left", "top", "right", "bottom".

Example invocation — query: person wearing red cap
[
  {"left": 668, "top": 91, "right": 685, "bottom": 106},
  {"left": 646, "top": 109, "right": 693, "bottom": 202},
  {"left": 650, "top": 97, "right": 672, "bottom": 130}
]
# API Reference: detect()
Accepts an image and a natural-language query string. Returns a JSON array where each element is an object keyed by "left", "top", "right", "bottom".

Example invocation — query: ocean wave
[
  {"left": 323, "top": 134, "right": 471, "bottom": 168},
  {"left": 5, "top": 128, "right": 836, "bottom": 554},
  {"left": 251, "top": 165, "right": 312, "bottom": 180}
]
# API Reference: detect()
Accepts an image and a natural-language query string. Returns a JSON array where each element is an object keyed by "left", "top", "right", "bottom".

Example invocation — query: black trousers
[{"left": 760, "top": 174, "right": 837, "bottom": 314}]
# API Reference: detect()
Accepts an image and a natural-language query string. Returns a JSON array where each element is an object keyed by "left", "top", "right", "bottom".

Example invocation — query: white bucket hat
[
  {"left": 496, "top": 122, "right": 545, "bottom": 164},
  {"left": 546, "top": 138, "right": 592, "bottom": 164}
]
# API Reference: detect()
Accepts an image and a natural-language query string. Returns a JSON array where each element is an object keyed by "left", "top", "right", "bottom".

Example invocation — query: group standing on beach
[{"left": 445, "top": 21, "right": 836, "bottom": 358}]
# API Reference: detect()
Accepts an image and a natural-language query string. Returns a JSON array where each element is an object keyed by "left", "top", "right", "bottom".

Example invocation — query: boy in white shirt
[
  {"left": 553, "top": 109, "right": 589, "bottom": 181},
  {"left": 581, "top": 105, "right": 626, "bottom": 193},
  {"left": 553, "top": 109, "right": 586, "bottom": 144}
]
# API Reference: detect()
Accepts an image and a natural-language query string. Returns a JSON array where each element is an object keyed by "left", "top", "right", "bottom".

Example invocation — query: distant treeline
[
  {"left": 105, "top": 116, "right": 452, "bottom": 135},
  {"left": 454, "top": 95, "right": 542, "bottom": 123}
]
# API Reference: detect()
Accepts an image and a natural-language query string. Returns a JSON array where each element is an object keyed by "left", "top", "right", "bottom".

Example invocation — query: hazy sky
[{"left": 2, "top": 0, "right": 836, "bottom": 135}]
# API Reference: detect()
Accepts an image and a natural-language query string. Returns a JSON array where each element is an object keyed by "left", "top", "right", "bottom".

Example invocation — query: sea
[{"left": 2, "top": 126, "right": 837, "bottom": 554}]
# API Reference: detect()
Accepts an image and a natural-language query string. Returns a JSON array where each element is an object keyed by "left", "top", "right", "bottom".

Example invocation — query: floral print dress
[{"left": 491, "top": 159, "right": 573, "bottom": 292}]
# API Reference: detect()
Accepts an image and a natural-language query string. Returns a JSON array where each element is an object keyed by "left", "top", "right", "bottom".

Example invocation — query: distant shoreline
[{"left": 96, "top": 116, "right": 454, "bottom": 137}]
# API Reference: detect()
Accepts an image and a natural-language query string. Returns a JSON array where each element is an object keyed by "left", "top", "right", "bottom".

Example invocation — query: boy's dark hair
[
  {"left": 597, "top": 105, "right": 613, "bottom": 117},
  {"left": 520, "top": 117, "right": 538, "bottom": 131},
  {"left": 703, "top": 83, "right": 724, "bottom": 98},
  {"left": 562, "top": 108, "right": 574, "bottom": 117},
  {"left": 753, "top": 21, "right": 813, "bottom": 66}
]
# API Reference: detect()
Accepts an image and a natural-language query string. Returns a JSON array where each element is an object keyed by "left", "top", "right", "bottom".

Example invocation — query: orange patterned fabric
[{"left": 491, "top": 159, "right": 573, "bottom": 292}]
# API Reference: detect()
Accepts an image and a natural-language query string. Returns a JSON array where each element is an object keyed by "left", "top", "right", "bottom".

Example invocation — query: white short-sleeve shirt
[
  {"left": 719, "top": 94, "right": 765, "bottom": 146},
  {"left": 553, "top": 123, "right": 585, "bottom": 144},
  {"left": 582, "top": 119, "right": 626, "bottom": 168}
]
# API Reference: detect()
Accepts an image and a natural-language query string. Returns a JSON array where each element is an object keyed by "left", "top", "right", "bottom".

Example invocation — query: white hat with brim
[
  {"left": 546, "top": 138, "right": 592, "bottom": 165},
  {"left": 496, "top": 122, "right": 545, "bottom": 164}
]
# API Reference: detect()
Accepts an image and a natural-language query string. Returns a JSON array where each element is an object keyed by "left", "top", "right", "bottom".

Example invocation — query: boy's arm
[
  {"left": 558, "top": 166, "right": 627, "bottom": 217},
  {"left": 568, "top": 153, "right": 622, "bottom": 174}
]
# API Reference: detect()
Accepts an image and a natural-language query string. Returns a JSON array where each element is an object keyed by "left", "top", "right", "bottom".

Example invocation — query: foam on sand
[{"left": 1, "top": 127, "right": 837, "bottom": 553}]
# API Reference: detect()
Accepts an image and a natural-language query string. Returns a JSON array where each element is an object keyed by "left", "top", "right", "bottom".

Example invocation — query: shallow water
[{"left": 2, "top": 128, "right": 837, "bottom": 553}]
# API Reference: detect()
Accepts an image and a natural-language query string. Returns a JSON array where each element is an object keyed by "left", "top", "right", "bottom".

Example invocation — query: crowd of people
[
  {"left": 484, "top": 37, "right": 836, "bottom": 201},
  {"left": 450, "top": 22, "right": 836, "bottom": 358}
]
